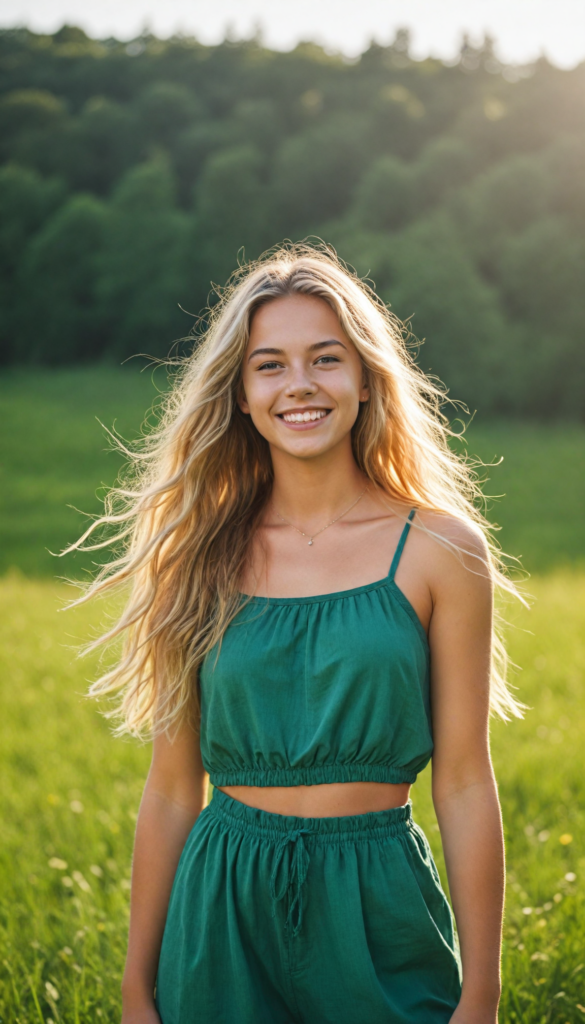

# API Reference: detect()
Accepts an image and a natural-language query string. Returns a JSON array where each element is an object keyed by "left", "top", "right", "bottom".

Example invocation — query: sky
[{"left": 1, "top": 0, "right": 585, "bottom": 69}]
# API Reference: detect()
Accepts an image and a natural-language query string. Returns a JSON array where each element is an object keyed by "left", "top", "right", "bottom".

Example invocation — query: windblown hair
[{"left": 64, "top": 241, "right": 525, "bottom": 738}]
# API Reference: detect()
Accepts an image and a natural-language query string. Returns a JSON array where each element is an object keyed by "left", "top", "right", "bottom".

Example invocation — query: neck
[{"left": 269, "top": 439, "right": 366, "bottom": 524}]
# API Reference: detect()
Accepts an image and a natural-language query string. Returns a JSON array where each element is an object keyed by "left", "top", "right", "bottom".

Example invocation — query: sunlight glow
[{"left": 1, "top": 0, "right": 584, "bottom": 68}]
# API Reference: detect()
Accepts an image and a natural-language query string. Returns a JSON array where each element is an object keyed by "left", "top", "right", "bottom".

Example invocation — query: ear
[
  {"left": 359, "top": 381, "right": 370, "bottom": 403},
  {"left": 236, "top": 381, "right": 250, "bottom": 415}
]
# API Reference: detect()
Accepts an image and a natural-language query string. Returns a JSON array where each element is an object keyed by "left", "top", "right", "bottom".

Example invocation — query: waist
[
  {"left": 209, "top": 784, "right": 414, "bottom": 836},
  {"left": 215, "top": 780, "right": 411, "bottom": 818}
]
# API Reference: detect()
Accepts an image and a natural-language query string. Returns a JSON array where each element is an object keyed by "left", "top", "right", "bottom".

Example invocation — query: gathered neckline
[
  {"left": 240, "top": 574, "right": 389, "bottom": 605},
  {"left": 238, "top": 576, "right": 429, "bottom": 648}
]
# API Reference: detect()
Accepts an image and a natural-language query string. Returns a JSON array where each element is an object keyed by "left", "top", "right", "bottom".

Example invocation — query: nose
[{"left": 284, "top": 362, "right": 318, "bottom": 399}]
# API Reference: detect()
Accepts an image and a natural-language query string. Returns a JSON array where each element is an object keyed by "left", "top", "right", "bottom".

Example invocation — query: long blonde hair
[{"left": 64, "top": 241, "right": 525, "bottom": 736}]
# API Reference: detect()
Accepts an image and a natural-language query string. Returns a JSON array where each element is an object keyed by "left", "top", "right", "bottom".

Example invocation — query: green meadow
[{"left": 1, "top": 368, "right": 584, "bottom": 1023}]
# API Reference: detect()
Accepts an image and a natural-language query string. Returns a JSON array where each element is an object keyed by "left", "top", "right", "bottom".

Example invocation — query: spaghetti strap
[{"left": 388, "top": 509, "right": 417, "bottom": 580}]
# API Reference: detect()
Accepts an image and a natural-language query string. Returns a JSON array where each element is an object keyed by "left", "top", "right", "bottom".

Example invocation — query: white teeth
[{"left": 282, "top": 410, "right": 328, "bottom": 423}]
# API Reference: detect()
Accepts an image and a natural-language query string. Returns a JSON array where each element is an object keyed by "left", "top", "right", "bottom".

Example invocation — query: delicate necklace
[{"left": 273, "top": 487, "right": 368, "bottom": 546}]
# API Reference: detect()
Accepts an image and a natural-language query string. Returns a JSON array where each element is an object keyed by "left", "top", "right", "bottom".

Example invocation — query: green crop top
[{"left": 199, "top": 509, "right": 433, "bottom": 787}]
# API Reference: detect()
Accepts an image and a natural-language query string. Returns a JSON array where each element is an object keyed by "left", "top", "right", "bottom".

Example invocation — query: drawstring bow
[{"left": 269, "top": 827, "right": 314, "bottom": 938}]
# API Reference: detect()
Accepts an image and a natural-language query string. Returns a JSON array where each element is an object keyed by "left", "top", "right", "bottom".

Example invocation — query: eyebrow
[{"left": 247, "top": 339, "right": 347, "bottom": 362}]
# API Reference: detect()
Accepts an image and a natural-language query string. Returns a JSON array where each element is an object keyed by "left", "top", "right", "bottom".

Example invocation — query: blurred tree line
[{"left": 1, "top": 24, "right": 584, "bottom": 417}]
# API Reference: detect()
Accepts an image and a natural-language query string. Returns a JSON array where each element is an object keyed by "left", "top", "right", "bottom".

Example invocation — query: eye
[
  {"left": 315, "top": 355, "right": 340, "bottom": 365},
  {"left": 257, "top": 360, "right": 282, "bottom": 370}
]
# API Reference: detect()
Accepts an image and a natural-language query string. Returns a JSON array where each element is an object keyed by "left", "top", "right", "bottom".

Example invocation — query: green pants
[{"left": 155, "top": 788, "right": 462, "bottom": 1023}]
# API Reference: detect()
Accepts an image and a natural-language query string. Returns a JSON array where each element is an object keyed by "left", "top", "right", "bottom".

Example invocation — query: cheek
[
  {"left": 241, "top": 374, "right": 276, "bottom": 417},
  {"left": 333, "top": 373, "right": 364, "bottom": 410}
]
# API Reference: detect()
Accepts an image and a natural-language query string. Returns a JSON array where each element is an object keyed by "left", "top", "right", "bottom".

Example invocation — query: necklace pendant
[{"left": 308, "top": 539, "right": 313, "bottom": 546}]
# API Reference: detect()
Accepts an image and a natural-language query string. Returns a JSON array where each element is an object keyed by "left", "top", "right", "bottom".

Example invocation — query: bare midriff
[{"left": 216, "top": 781, "right": 411, "bottom": 817}]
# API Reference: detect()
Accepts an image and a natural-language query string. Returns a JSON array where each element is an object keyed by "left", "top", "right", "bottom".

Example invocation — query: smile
[{"left": 279, "top": 410, "right": 331, "bottom": 424}]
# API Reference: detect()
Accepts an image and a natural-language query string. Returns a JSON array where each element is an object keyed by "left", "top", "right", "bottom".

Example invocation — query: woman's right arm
[{"left": 121, "top": 712, "right": 209, "bottom": 1022}]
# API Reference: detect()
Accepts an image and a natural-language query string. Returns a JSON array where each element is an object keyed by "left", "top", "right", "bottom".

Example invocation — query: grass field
[{"left": 1, "top": 368, "right": 584, "bottom": 1023}]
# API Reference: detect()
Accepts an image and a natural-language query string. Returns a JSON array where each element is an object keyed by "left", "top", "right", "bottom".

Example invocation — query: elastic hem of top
[
  {"left": 208, "top": 785, "right": 414, "bottom": 839},
  {"left": 208, "top": 763, "right": 417, "bottom": 787}
]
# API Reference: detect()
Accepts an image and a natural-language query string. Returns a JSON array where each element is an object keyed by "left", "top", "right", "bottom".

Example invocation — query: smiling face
[{"left": 238, "top": 293, "right": 369, "bottom": 461}]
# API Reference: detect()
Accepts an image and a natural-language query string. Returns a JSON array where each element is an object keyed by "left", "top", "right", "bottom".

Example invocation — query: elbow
[
  {"left": 144, "top": 768, "right": 209, "bottom": 818},
  {"left": 432, "top": 766, "right": 498, "bottom": 810}
]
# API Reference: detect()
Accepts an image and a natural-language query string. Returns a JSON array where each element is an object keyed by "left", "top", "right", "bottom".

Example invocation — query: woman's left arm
[{"left": 427, "top": 521, "right": 505, "bottom": 1024}]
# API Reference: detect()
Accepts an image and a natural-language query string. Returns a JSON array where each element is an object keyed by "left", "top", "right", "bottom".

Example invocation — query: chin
[{"left": 278, "top": 438, "right": 338, "bottom": 460}]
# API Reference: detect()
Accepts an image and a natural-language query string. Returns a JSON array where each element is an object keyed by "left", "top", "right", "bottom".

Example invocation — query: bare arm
[
  {"left": 426, "top": 520, "right": 504, "bottom": 1023},
  {"left": 121, "top": 712, "right": 208, "bottom": 1021}
]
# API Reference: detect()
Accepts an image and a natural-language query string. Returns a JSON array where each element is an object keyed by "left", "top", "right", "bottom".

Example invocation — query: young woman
[{"left": 69, "top": 245, "right": 523, "bottom": 1024}]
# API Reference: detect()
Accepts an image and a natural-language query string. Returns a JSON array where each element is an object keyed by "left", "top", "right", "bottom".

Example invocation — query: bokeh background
[{"left": 1, "top": 4, "right": 584, "bottom": 1021}]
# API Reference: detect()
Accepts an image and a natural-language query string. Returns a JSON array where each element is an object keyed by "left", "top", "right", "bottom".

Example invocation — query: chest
[
  {"left": 239, "top": 520, "right": 408, "bottom": 600},
  {"left": 200, "top": 585, "right": 429, "bottom": 724}
]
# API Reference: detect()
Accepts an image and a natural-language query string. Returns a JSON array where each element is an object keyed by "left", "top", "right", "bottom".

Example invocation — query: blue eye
[
  {"left": 315, "top": 355, "right": 339, "bottom": 364},
  {"left": 258, "top": 361, "right": 281, "bottom": 370}
]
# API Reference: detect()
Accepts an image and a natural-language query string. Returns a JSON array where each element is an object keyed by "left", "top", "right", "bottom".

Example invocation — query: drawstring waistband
[
  {"left": 269, "top": 827, "right": 314, "bottom": 938},
  {"left": 207, "top": 787, "right": 414, "bottom": 938}
]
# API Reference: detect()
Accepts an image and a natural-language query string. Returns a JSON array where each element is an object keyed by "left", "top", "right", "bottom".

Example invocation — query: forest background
[{"left": 1, "top": 23, "right": 585, "bottom": 418}]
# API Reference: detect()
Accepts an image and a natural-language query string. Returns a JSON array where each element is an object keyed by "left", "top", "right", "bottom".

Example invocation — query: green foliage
[
  {"left": 455, "top": 155, "right": 552, "bottom": 271},
  {"left": 0, "top": 164, "right": 66, "bottom": 361},
  {"left": 64, "top": 97, "right": 140, "bottom": 196},
  {"left": 1, "top": 27, "right": 585, "bottom": 416},
  {"left": 16, "top": 194, "right": 108, "bottom": 363},
  {"left": 358, "top": 213, "right": 510, "bottom": 411},
  {"left": 352, "top": 155, "right": 416, "bottom": 231},
  {"left": 271, "top": 113, "right": 373, "bottom": 231},
  {"left": 135, "top": 81, "right": 206, "bottom": 153},
  {"left": 496, "top": 218, "right": 585, "bottom": 417},
  {"left": 545, "top": 134, "right": 585, "bottom": 228},
  {"left": 96, "top": 158, "right": 193, "bottom": 358},
  {"left": 194, "top": 143, "right": 269, "bottom": 283},
  {"left": 0, "top": 88, "right": 67, "bottom": 162},
  {"left": 414, "top": 137, "right": 477, "bottom": 209}
]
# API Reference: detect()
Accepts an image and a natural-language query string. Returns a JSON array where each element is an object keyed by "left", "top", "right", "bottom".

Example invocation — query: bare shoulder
[
  {"left": 370, "top": 489, "right": 489, "bottom": 560},
  {"left": 411, "top": 508, "right": 492, "bottom": 597},
  {"left": 413, "top": 508, "right": 490, "bottom": 558}
]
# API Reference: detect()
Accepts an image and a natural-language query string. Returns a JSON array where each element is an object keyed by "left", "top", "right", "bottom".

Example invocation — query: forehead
[{"left": 248, "top": 293, "right": 347, "bottom": 348}]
